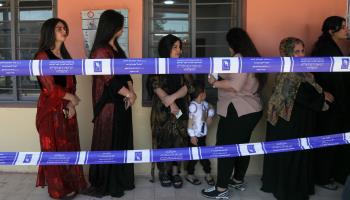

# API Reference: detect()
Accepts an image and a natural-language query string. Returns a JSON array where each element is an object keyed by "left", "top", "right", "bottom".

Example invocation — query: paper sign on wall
[{"left": 81, "top": 9, "right": 129, "bottom": 56}]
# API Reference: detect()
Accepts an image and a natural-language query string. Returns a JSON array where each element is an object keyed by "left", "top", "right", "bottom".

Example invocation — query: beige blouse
[{"left": 217, "top": 73, "right": 262, "bottom": 117}]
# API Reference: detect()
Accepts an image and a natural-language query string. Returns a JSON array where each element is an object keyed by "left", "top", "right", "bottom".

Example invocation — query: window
[
  {"left": 0, "top": 0, "right": 56, "bottom": 103},
  {"left": 142, "top": 0, "right": 242, "bottom": 106}
]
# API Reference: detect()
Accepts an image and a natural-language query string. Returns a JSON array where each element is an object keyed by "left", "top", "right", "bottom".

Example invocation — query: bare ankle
[{"left": 216, "top": 186, "right": 227, "bottom": 192}]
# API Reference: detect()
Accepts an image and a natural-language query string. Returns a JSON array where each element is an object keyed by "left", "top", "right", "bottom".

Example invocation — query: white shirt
[{"left": 187, "top": 101, "right": 215, "bottom": 137}]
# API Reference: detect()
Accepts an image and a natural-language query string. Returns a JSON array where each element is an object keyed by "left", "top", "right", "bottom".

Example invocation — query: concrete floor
[{"left": 0, "top": 172, "right": 343, "bottom": 200}]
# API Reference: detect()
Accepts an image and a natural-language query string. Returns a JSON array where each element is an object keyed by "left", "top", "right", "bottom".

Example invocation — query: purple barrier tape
[
  {"left": 1, "top": 132, "right": 349, "bottom": 166},
  {"left": 1, "top": 57, "right": 350, "bottom": 76}
]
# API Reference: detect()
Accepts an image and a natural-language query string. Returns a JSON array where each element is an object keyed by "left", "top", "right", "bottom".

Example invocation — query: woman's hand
[
  {"left": 170, "top": 103, "right": 180, "bottom": 116},
  {"left": 206, "top": 117, "right": 213, "bottom": 126},
  {"left": 128, "top": 91, "right": 137, "bottom": 106},
  {"left": 64, "top": 93, "right": 80, "bottom": 106},
  {"left": 208, "top": 74, "right": 217, "bottom": 85},
  {"left": 162, "top": 95, "right": 176, "bottom": 107},
  {"left": 190, "top": 137, "right": 198, "bottom": 146},
  {"left": 66, "top": 103, "right": 76, "bottom": 119},
  {"left": 324, "top": 91, "right": 335, "bottom": 103},
  {"left": 69, "top": 94, "right": 80, "bottom": 106},
  {"left": 124, "top": 91, "right": 137, "bottom": 110}
]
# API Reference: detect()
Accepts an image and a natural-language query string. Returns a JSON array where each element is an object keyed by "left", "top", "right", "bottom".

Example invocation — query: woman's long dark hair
[
  {"left": 226, "top": 28, "right": 266, "bottom": 92},
  {"left": 322, "top": 16, "right": 346, "bottom": 35},
  {"left": 35, "top": 18, "right": 73, "bottom": 89},
  {"left": 312, "top": 16, "right": 345, "bottom": 56},
  {"left": 158, "top": 34, "right": 182, "bottom": 58},
  {"left": 90, "top": 9, "right": 125, "bottom": 57},
  {"left": 153, "top": 34, "right": 193, "bottom": 96},
  {"left": 36, "top": 18, "right": 71, "bottom": 59}
]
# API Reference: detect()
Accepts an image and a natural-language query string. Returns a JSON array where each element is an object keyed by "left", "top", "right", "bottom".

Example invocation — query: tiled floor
[{"left": 0, "top": 172, "right": 344, "bottom": 200}]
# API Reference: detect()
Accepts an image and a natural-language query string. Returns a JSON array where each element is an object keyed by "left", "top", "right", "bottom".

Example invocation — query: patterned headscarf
[
  {"left": 279, "top": 37, "right": 304, "bottom": 56},
  {"left": 267, "top": 37, "right": 323, "bottom": 125}
]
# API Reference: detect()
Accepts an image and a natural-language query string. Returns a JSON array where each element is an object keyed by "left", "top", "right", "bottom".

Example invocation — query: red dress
[{"left": 35, "top": 50, "right": 87, "bottom": 199}]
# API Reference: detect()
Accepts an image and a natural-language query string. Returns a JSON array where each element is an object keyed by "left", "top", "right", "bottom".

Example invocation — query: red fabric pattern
[
  {"left": 91, "top": 46, "right": 116, "bottom": 151},
  {"left": 35, "top": 51, "right": 87, "bottom": 199}
]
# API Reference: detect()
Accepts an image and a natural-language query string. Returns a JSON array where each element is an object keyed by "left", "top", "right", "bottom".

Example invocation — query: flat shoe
[
  {"left": 186, "top": 176, "right": 201, "bottom": 185},
  {"left": 172, "top": 174, "right": 183, "bottom": 188}
]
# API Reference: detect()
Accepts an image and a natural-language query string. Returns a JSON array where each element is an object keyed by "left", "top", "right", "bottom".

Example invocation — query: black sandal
[
  {"left": 186, "top": 175, "right": 201, "bottom": 185},
  {"left": 172, "top": 174, "right": 183, "bottom": 188},
  {"left": 159, "top": 174, "right": 172, "bottom": 187}
]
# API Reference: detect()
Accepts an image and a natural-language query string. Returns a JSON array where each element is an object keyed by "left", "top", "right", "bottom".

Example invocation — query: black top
[
  {"left": 37, "top": 50, "right": 76, "bottom": 89},
  {"left": 311, "top": 35, "right": 346, "bottom": 115},
  {"left": 311, "top": 35, "right": 343, "bottom": 57}
]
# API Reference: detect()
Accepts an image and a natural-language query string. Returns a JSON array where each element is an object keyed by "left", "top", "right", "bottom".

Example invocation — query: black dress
[
  {"left": 261, "top": 82, "right": 325, "bottom": 200},
  {"left": 89, "top": 45, "right": 134, "bottom": 197},
  {"left": 311, "top": 35, "right": 350, "bottom": 184}
]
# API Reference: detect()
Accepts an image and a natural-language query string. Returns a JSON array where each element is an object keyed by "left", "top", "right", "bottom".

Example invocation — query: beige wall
[{"left": 0, "top": 0, "right": 348, "bottom": 176}]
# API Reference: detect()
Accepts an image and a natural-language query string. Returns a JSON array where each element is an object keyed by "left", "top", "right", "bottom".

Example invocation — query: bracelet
[{"left": 212, "top": 80, "right": 217, "bottom": 88}]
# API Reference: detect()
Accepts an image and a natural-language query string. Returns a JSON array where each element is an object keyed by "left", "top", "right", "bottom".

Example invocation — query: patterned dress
[
  {"left": 35, "top": 50, "right": 87, "bottom": 199},
  {"left": 147, "top": 74, "right": 193, "bottom": 173}
]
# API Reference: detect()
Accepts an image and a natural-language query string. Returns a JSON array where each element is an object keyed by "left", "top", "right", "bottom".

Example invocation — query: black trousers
[
  {"left": 187, "top": 136, "right": 211, "bottom": 175},
  {"left": 343, "top": 175, "right": 350, "bottom": 200},
  {"left": 216, "top": 103, "right": 262, "bottom": 188}
]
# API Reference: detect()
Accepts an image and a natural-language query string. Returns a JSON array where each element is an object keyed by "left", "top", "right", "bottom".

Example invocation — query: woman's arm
[
  {"left": 212, "top": 80, "right": 237, "bottom": 92},
  {"left": 92, "top": 48, "right": 133, "bottom": 99},
  {"left": 35, "top": 52, "right": 80, "bottom": 105},
  {"left": 162, "top": 75, "right": 193, "bottom": 107},
  {"left": 208, "top": 74, "right": 248, "bottom": 92},
  {"left": 161, "top": 86, "right": 187, "bottom": 107},
  {"left": 126, "top": 80, "right": 137, "bottom": 106}
]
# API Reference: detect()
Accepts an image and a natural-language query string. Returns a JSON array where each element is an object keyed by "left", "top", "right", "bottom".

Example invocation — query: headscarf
[{"left": 267, "top": 37, "right": 323, "bottom": 125}]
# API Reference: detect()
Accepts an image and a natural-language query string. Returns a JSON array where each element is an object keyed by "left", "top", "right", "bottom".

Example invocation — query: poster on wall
[{"left": 81, "top": 9, "right": 129, "bottom": 56}]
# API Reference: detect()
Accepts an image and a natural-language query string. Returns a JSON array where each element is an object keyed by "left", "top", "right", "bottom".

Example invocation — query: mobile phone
[
  {"left": 124, "top": 97, "right": 130, "bottom": 110},
  {"left": 176, "top": 109, "right": 183, "bottom": 119},
  {"left": 63, "top": 108, "right": 69, "bottom": 119},
  {"left": 209, "top": 73, "right": 218, "bottom": 80}
]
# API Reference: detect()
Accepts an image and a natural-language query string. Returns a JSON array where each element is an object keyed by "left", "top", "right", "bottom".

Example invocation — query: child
[{"left": 186, "top": 80, "right": 215, "bottom": 186}]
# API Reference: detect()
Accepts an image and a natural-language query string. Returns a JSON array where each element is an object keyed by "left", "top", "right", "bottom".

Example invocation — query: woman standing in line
[
  {"left": 147, "top": 34, "right": 193, "bottom": 189},
  {"left": 34, "top": 18, "right": 87, "bottom": 199},
  {"left": 261, "top": 37, "right": 333, "bottom": 200},
  {"left": 87, "top": 10, "right": 136, "bottom": 198},
  {"left": 311, "top": 16, "right": 350, "bottom": 188},
  {"left": 202, "top": 28, "right": 264, "bottom": 199}
]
